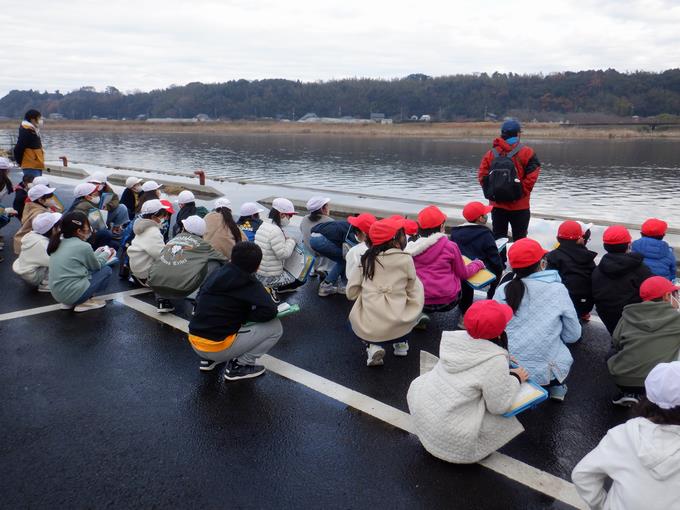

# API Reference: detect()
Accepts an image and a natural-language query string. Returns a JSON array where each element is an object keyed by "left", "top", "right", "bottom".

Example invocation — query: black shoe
[
  {"left": 612, "top": 392, "right": 640, "bottom": 407},
  {"left": 224, "top": 359, "right": 266, "bottom": 381},
  {"left": 157, "top": 298, "right": 175, "bottom": 313},
  {"left": 199, "top": 359, "right": 222, "bottom": 372}
]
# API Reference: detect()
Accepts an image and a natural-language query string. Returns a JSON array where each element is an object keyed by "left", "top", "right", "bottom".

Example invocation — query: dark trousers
[
  {"left": 492, "top": 208, "right": 531, "bottom": 241},
  {"left": 459, "top": 267, "right": 503, "bottom": 314},
  {"left": 570, "top": 294, "right": 594, "bottom": 318}
]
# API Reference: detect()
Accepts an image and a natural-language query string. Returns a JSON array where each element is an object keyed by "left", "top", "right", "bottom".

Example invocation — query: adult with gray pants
[{"left": 188, "top": 241, "right": 282, "bottom": 381}]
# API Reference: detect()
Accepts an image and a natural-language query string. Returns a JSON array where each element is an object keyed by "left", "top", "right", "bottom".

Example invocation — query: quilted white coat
[
  {"left": 254, "top": 219, "right": 296, "bottom": 277},
  {"left": 407, "top": 330, "right": 524, "bottom": 464},
  {"left": 128, "top": 218, "right": 165, "bottom": 280}
]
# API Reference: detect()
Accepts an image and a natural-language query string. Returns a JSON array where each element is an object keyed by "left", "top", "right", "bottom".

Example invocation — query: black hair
[
  {"left": 0, "top": 169, "right": 11, "bottom": 194},
  {"left": 603, "top": 242, "right": 629, "bottom": 254},
  {"left": 635, "top": 396, "right": 680, "bottom": 426},
  {"left": 47, "top": 211, "right": 90, "bottom": 255},
  {"left": 42, "top": 223, "right": 60, "bottom": 239},
  {"left": 269, "top": 208, "right": 282, "bottom": 228},
  {"left": 182, "top": 201, "right": 196, "bottom": 208},
  {"left": 501, "top": 130, "right": 519, "bottom": 140},
  {"left": 486, "top": 332, "right": 509, "bottom": 351},
  {"left": 231, "top": 241, "right": 262, "bottom": 274},
  {"left": 217, "top": 206, "right": 243, "bottom": 243},
  {"left": 504, "top": 260, "right": 542, "bottom": 313},
  {"left": 137, "top": 191, "right": 160, "bottom": 213},
  {"left": 141, "top": 209, "right": 170, "bottom": 221},
  {"left": 360, "top": 229, "right": 405, "bottom": 280},
  {"left": 418, "top": 225, "right": 442, "bottom": 238},
  {"left": 34, "top": 192, "right": 54, "bottom": 204},
  {"left": 24, "top": 109, "right": 41, "bottom": 122},
  {"left": 642, "top": 234, "right": 665, "bottom": 241},
  {"left": 22, "top": 174, "right": 35, "bottom": 185},
  {"left": 309, "top": 209, "right": 324, "bottom": 222}
]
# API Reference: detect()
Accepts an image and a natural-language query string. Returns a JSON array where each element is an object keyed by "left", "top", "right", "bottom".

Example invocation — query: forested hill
[{"left": 2, "top": 69, "right": 680, "bottom": 121}]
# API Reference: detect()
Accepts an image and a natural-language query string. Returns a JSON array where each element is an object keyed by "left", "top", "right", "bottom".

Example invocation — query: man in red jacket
[{"left": 477, "top": 119, "right": 541, "bottom": 241}]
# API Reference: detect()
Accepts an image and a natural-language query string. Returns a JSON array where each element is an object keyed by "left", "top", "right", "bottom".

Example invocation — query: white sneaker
[
  {"left": 38, "top": 280, "right": 51, "bottom": 293},
  {"left": 318, "top": 281, "right": 337, "bottom": 297},
  {"left": 74, "top": 298, "right": 107, "bottom": 313},
  {"left": 366, "top": 344, "right": 385, "bottom": 366},
  {"left": 393, "top": 341, "right": 409, "bottom": 357},
  {"left": 60, "top": 303, "right": 74, "bottom": 310},
  {"left": 336, "top": 281, "right": 347, "bottom": 295}
]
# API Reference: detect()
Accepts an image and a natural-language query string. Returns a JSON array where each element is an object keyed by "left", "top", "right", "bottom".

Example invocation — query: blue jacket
[
  {"left": 450, "top": 223, "right": 504, "bottom": 274},
  {"left": 311, "top": 220, "right": 356, "bottom": 247},
  {"left": 631, "top": 237, "right": 677, "bottom": 281},
  {"left": 494, "top": 270, "right": 581, "bottom": 385}
]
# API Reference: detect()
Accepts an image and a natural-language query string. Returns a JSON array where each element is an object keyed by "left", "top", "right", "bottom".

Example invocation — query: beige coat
[
  {"left": 13, "top": 201, "right": 49, "bottom": 254},
  {"left": 204, "top": 211, "right": 246, "bottom": 259},
  {"left": 347, "top": 248, "right": 424, "bottom": 342}
]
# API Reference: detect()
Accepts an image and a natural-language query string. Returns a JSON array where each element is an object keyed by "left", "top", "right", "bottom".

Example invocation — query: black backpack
[{"left": 483, "top": 144, "right": 524, "bottom": 202}]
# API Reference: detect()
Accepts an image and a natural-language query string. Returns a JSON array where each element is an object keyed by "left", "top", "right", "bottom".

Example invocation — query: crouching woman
[{"left": 407, "top": 300, "right": 528, "bottom": 463}]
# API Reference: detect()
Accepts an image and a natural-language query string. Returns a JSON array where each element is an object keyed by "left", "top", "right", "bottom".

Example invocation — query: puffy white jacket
[
  {"left": 407, "top": 330, "right": 524, "bottom": 464},
  {"left": 572, "top": 417, "right": 680, "bottom": 510},
  {"left": 254, "top": 220, "right": 296, "bottom": 277},
  {"left": 12, "top": 231, "right": 49, "bottom": 277},
  {"left": 128, "top": 218, "right": 165, "bottom": 280}
]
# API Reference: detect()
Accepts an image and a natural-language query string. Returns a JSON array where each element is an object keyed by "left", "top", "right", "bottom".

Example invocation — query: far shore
[{"left": 2, "top": 119, "right": 680, "bottom": 140}]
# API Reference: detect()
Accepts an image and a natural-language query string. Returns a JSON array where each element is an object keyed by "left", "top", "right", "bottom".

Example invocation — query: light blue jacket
[{"left": 494, "top": 270, "right": 581, "bottom": 385}]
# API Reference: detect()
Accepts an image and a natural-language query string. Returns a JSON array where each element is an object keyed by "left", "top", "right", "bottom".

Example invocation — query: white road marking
[{"left": 118, "top": 294, "right": 587, "bottom": 509}]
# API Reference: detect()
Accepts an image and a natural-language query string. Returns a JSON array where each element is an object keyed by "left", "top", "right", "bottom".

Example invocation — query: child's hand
[
  {"left": 4, "top": 207, "right": 17, "bottom": 216},
  {"left": 510, "top": 367, "right": 529, "bottom": 383}
]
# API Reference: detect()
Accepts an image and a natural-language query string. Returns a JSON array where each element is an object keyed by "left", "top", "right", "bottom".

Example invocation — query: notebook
[
  {"left": 99, "top": 192, "right": 115, "bottom": 210},
  {"left": 502, "top": 381, "right": 548, "bottom": 417},
  {"left": 462, "top": 256, "right": 497, "bottom": 290},
  {"left": 495, "top": 237, "right": 509, "bottom": 252},
  {"left": 243, "top": 303, "right": 300, "bottom": 327},
  {"left": 283, "top": 244, "right": 315, "bottom": 282}
]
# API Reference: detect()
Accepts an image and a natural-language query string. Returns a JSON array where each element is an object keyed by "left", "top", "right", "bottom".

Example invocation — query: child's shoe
[
  {"left": 157, "top": 298, "right": 175, "bottom": 313},
  {"left": 612, "top": 392, "right": 641, "bottom": 407},
  {"left": 37, "top": 280, "right": 51, "bottom": 293},
  {"left": 548, "top": 384, "right": 568, "bottom": 401},
  {"left": 318, "top": 281, "right": 337, "bottom": 297},
  {"left": 393, "top": 341, "right": 409, "bottom": 357},
  {"left": 366, "top": 344, "right": 385, "bottom": 366},
  {"left": 199, "top": 359, "right": 222, "bottom": 372},
  {"left": 414, "top": 313, "right": 430, "bottom": 330},
  {"left": 74, "top": 298, "right": 107, "bottom": 313},
  {"left": 224, "top": 359, "right": 266, "bottom": 381},
  {"left": 336, "top": 280, "right": 347, "bottom": 295}
]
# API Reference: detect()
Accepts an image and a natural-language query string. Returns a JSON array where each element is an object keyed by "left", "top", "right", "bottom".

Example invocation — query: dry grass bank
[{"left": 2, "top": 119, "right": 679, "bottom": 140}]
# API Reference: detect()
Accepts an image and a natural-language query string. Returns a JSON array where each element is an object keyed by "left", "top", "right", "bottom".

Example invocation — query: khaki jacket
[
  {"left": 347, "top": 248, "right": 424, "bottom": 342},
  {"left": 13, "top": 201, "right": 49, "bottom": 254},
  {"left": 204, "top": 211, "right": 247, "bottom": 259}
]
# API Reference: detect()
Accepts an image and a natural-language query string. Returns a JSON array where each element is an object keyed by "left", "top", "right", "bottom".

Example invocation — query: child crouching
[{"left": 12, "top": 212, "right": 61, "bottom": 291}]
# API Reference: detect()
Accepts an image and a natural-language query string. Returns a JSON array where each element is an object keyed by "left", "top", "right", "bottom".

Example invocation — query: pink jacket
[{"left": 405, "top": 233, "right": 485, "bottom": 305}]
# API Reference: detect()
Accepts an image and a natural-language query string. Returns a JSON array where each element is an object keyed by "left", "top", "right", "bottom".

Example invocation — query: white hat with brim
[
  {"left": 0, "top": 156, "right": 11, "bottom": 170},
  {"left": 88, "top": 172, "right": 107, "bottom": 184},
  {"left": 181, "top": 215, "right": 206, "bottom": 236},
  {"left": 32, "top": 176, "right": 49, "bottom": 187},
  {"left": 73, "top": 182, "right": 98, "bottom": 198},
  {"left": 214, "top": 197, "right": 232, "bottom": 209},
  {"left": 239, "top": 202, "right": 264, "bottom": 217},
  {"left": 28, "top": 184, "right": 57, "bottom": 201},
  {"left": 140, "top": 199, "right": 172, "bottom": 215},
  {"left": 272, "top": 197, "right": 296, "bottom": 215},
  {"left": 125, "top": 176, "right": 143, "bottom": 188},
  {"left": 32, "top": 212, "right": 62, "bottom": 234},
  {"left": 178, "top": 190, "right": 196, "bottom": 204},
  {"left": 142, "top": 181, "right": 162, "bottom": 192},
  {"left": 645, "top": 361, "right": 680, "bottom": 410},
  {"left": 306, "top": 196, "right": 330, "bottom": 212}
]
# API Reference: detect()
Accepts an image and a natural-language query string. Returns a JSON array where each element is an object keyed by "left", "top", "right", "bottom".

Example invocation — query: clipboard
[
  {"left": 243, "top": 303, "right": 300, "bottom": 327},
  {"left": 283, "top": 244, "right": 315, "bottom": 282},
  {"left": 99, "top": 192, "right": 114, "bottom": 210},
  {"left": 462, "top": 255, "right": 497, "bottom": 290},
  {"left": 502, "top": 381, "right": 548, "bottom": 417}
]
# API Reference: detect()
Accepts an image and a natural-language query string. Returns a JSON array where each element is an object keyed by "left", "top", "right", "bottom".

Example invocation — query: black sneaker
[
  {"left": 224, "top": 360, "right": 266, "bottom": 381},
  {"left": 199, "top": 359, "right": 222, "bottom": 372},
  {"left": 612, "top": 392, "right": 640, "bottom": 407},
  {"left": 157, "top": 298, "right": 175, "bottom": 313}
]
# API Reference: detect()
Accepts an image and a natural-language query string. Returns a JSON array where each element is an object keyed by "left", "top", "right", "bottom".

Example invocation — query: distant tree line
[{"left": 2, "top": 69, "right": 680, "bottom": 121}]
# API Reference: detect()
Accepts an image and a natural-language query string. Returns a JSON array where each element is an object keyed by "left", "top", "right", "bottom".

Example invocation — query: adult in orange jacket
[{"left": 477, "top": 120, "right": 541, "bottom": 241}]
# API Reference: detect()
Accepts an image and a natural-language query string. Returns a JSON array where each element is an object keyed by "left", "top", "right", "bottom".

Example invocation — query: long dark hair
[
  {"left": 217, "top": 207, "right": 243, "bottom": 243},
  {"left": 47, "top": 211, "right": 90, "bottom": 255},
  {"left": 137, "top": 191, "right": 160, "bottom": 213},
  {"left": 635, "top": 396, "right": 680, "bottom": 426},
  {"left": 309, "top": 209, "right": 324, "bottom": 222},
  {"left": 360, "top": 230, "right": 404, "bottom": 280},
  {"left": 504, "top": 261, "right": 542, "bottom": 313},
  {"left": 418, "top": 225, "right": 441, "bottom": 238},
  {"left": 0, "top": 170, "right": 11, "bottom": 194},
  {"left": 269, "top": 208, "right": 282, "bottom": 228},
  {"left": 487, "top": 332, "right": 509, "bottom": 350}
]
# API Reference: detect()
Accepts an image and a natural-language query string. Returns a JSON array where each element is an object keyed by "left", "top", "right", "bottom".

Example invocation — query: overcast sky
[{"left": 1, "top": 0, "right": 679, "bottom": 97}]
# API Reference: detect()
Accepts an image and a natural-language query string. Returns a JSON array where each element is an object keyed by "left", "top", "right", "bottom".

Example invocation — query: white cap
[
  {"left": 89, "top": 172, "right": 107, "bottom": 184},
  {"left": 0, "top": 157, "right": 11, "bottom": 170},
  {"left": 214, "top": 197, "right": 232, "bottom": 209},
  {"left": 239, "top": 202, "right": 264, "bottom": 217},
  {"left": 125, "top": 176, "right": 142, "bottom": 188},
  {"left": 142, "top": 180, "right": 162, "bottom": 192},
  {"left": 272, "top": 197, "right": 296, "bottom": 214},
  {"left": 28, "top": 184, "right": 57, "bottom": 201},
  {"left": 645, "top": 361, "right": 680, "bottom": 409},
  {"left": 306, "top": 196, "right": 330, "bottom": 212},
  {"left": 33, "top": 176, "right": 49, "bottom": 186},
  {"left": 73, "top": 182, "right": 98, "bottom": 198},
  {"left": 177, "top": 190, "right": 196, "bottom": 204},
  {"left": 181, "top": 215, "right": 206, "bottom": 236},
  {"left": 32, "top": 212, "right": 62, "bottom": 234},
  {"left": 141, "top": 199, "right": 172, "bottom": 215}
]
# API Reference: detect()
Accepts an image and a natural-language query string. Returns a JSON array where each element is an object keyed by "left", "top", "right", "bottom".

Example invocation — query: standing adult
[
  {"left": 477, "top": 119, "right": 541, "bottom": 241},
  {"left": 13, "top": 110, "right": 45, "bottom": 178}
]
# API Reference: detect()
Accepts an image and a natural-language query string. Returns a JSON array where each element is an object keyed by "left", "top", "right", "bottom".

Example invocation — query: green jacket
[
  {"left": 148, "top": 232, "right": 226, "bottom": 298},
  {"left": 608, "top": 301, "right": 680, "bottom": 387},
  {"left": 48, "top": 237, "right": 109, "bottom": 305}
]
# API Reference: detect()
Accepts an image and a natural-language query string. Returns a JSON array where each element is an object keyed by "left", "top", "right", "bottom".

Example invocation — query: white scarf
[{"left": 21, "top": 120, "right": 39, "bottom": 135}]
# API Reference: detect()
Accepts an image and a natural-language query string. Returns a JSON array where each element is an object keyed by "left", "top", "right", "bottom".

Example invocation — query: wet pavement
[{"left": 0, "top": 175, "right": 635, "bottom": 509}]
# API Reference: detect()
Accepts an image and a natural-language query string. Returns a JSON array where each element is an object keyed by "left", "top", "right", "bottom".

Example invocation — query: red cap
[
  {"left": 418, "top": 205, "right": 447, "bottom": 229},
  {"left": 160, "top": 199, "right": 175, "bottom": 214},
  {"left": 640, "top": 276, "right": 680, "bottom": 301},
  {"left": 508, "top": 238, "right": 548, "bottom": 269},
  {"left": 603, "top": 225, "right": 632, "bottom": 245},
  {"left": 464, "top": 300, "right": 514, "bottom": 339},
  {"left": 557, "top": 220, "right": 584, "bottom": 240},
  {"left": 347, "top": 213, "right": 377, "bottom": 234},
  {"left": 641, "top": 218, "right": 668, "bottom": 237},
  {"left": 403, "top": 219, "right": 419, "bottom": 236},
  {"left": 463, "top": 201, "right": 494, "bottom": 223},
  {"left": 368, "top": 218, "right": 403, "bottom": 245}
]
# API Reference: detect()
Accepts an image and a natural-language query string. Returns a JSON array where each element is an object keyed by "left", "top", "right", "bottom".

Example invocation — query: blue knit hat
[{"left": 501, "top": 119, "right": 521, "bottom": 136}]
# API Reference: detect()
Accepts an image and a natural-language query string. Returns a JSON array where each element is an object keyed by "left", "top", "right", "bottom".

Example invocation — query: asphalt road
[{"left": 0, "top": 175, "right": 635, "bottom": 509}]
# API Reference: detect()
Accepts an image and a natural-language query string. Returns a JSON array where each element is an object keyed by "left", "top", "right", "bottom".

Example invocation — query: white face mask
[
  {"left": 38, "top": 118, "right": 44, "bottom": 127},
  {"left": 89, "top": 195, "right": 101, "bottom": 205},
  {"left": 280, "top": 216, "right": 291, "bottom": 227}
]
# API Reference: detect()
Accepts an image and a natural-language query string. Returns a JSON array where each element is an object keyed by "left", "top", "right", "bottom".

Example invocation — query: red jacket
[{"left": 477, "top": 138, "right": 541, "bottom": 211}]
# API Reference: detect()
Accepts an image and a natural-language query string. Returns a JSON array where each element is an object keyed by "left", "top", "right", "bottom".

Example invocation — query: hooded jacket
[
  {"left": 477, "top": 138, "right": 541, "bottom": 211},
  {"left": 172, "top": 203, "right": 209, "bottom": 237},
  {"left": 347, "top": 248, "right": 424, "bottom": 342},
  {"left": 254, "top": 220, "right": 297, "bottom": 277},
  {"left": 495, "top": 270, "right": 582, "bottom": 385},
  {"left": 128, "top": 218, "right": 165, "bottom": 280},
  {"left": 148, "top": 232, "right": 226, "bottom": 298},
  {"left": 119, "top": 188, "right": 139, "bottom": 220},
  {"left": 13, "top": 201, "right": 50, "bottom": 254},
  {"left": 450, "top": 223, "right": 504, "bottom": 274},
  {"left": 48, "top": 237, "right": 110, "bottom": 305},
  {"left": 300, "top": 213, "right": 332, "bottom": 251},
  {"left": 608, "top": 301, "right": 680, "bottom": 387},
  {"left": 189, "top": 263, "right": 278, "bottom": 341},
  {"left": 632, "top": 237, "right": 677, "bottom": 281},
  {"left": 12, "top": 231, "right": 49, "bottom": 277},
  {"left": 572, "top": 417, "right": 680, "bottom": 510},
  {"left": 407, "top": 330, "right": 524, "bottom": 464},
  {"left": 592, "top": 252, "right": 653, "bottom": 334},
  {"left": 310, "top": 220, "right": 354, "bottom": 246},
  {"left": 204, "top": 211, "right": 247, "bottom": 259},
  {"left": 405, "top": 233, "right": 485, "bottom": 305},
  {"left": 13, "top": 121, "right": 44, "bottom": 170},
  {"left": 547, "top": 240, "right": 597, "bottom": 299}
]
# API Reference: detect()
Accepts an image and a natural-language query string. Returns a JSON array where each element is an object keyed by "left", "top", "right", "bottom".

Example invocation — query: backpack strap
[
  {"left": 507, "top": 143, "right": 524, "bottom": 159},
  {"left": 491, "top": 148, "right": 500, "bottom": 158}
]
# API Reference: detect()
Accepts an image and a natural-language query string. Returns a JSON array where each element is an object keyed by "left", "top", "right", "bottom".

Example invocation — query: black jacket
[
  {"left": 546, "top": 241, "right": 597, "bottom": 298},
  {"left": 120, "top": 188, "right": 139, "bottom": 220},
  {"left": 189, "top": 263, "right": 277, "bottom": 340},
  {"left": 449, "top": 224, "right": 504, "bottom": 274},
  {"left": 311, "top": 220, "right": 355, "bottom": 246},
  {"left": 592, "top": 252, "right": 652, "bottom": 334},
  {"left": 13, "top": 124, "right": 42, "bottom": 166},
  {"left": 13, "top": 184, "right": 27, "bottom": 220}
]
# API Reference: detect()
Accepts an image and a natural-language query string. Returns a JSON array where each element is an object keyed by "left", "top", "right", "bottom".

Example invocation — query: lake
[{"left": 2, "top": 129, "right": 678, "bottom": 224}]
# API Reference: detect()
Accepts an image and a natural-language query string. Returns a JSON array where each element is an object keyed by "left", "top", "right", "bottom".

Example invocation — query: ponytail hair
[
  {"left": 504, "top": 261, "right": 542, "bottom": 313},
  {"left": 47, "top": 211, "right": 90, "bottom": 255},
  {"left": 269, "top": 208, "right": 282, "bottom": 228},
  {"left": 217, "top": 207, "right": 243, "bottom": 243}
]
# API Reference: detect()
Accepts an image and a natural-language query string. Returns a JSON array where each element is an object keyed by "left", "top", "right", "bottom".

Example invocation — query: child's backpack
[{"left": 483, "top": 144, "right": 524, "bottom": 202}]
